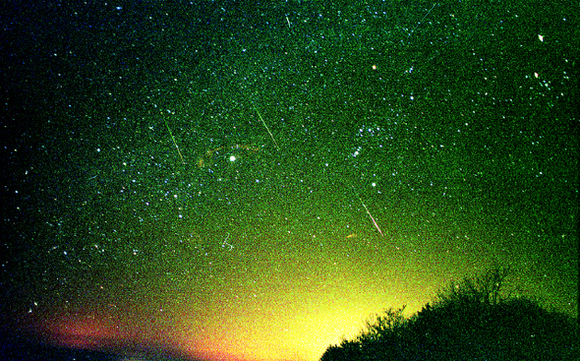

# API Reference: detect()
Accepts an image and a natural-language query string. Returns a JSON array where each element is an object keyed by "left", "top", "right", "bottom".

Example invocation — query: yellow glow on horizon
[
  {"left": 175, "top": 292, "right": 406, "bottom": 361},
  {"left": 169, "top": 239, "right": 449, "bottom": 361}
]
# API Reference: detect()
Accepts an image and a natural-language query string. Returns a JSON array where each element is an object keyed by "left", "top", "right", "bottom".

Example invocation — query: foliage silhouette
[{"left": 320, "top": 267, "right": 579, "bottom": 361}]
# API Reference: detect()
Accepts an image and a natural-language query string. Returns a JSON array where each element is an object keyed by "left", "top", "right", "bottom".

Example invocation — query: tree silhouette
[
  {"left": 433, "top": 266, "right": 512, "bottom": 308},
  {"left": 320, "top": 266, "right": 579, "bottom": 361}
]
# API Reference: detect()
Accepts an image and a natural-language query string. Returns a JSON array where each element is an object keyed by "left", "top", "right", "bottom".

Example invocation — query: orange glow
[{"left": 41, "top": 314, "right": 126, "bottom": 349}]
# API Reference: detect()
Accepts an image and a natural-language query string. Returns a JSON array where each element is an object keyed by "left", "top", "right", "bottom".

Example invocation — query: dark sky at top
[{"left": 1, "top": 1, "right": 578, "bottom": 361}]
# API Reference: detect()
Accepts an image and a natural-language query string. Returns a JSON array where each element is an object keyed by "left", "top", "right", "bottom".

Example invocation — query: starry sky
[{"left": 1, "top": 1, "right": 578, "bottom": 361}]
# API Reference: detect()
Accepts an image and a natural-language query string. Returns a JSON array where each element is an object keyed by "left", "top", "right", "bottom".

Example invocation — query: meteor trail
[
  {"left": 253, "top": 104, "right": 280, "bottom": 151},
  {"left": 163, "top": 118, "right": 185, "bottom": 165},
  {"left": 354, "top": 187, "right": 384, "bottom": 236}
]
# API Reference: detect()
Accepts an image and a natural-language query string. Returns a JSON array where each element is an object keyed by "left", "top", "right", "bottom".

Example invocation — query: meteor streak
[
  {"left": 163, "top": 118, "right": 185, "bottom": 164},
  {"left": 253, "top": 104, "right": 280, "bottom": 151},
  {"left": 354, "top": 187, "right": 384, "bottom": 236}
]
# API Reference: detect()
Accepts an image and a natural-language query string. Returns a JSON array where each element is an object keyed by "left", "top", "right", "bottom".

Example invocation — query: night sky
[{"left": 1, "top": 1, "right": 578, "bottom": 361}]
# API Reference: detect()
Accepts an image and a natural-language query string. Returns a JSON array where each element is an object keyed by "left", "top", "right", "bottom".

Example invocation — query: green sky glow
[{"left": 2, "top": 2, "right": 577, "bottom": 361}]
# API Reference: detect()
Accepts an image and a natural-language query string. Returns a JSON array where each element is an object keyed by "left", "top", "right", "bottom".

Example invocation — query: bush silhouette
[{"left": 320, "top": 267, "right": 579, "bottom": 361}]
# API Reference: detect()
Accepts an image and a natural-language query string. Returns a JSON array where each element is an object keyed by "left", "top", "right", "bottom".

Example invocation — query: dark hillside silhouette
[{"left": 320, "top": 267, "right": 579, "bottom": 361}]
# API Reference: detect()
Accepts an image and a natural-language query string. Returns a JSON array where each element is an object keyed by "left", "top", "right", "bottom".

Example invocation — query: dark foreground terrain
[
  {"left": 0, "top": 336, "right": 196, "bottom": 361},
  {"left": 321, "top": 268, "right": 579, "bottom": 361}
]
